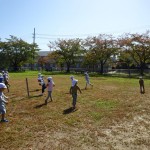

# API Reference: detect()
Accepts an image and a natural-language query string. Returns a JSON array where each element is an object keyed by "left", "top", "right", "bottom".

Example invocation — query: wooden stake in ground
[{"left": 26, "top": 78, "right": 30, "bottom": 97}]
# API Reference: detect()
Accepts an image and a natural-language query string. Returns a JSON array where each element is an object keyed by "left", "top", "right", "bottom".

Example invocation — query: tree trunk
[
  {"left": 100, "top": 61, "right": 104, "bottom": 74},
  {"left": 127, "top": 64, "right": 131, "bottom": 77},
  {"left": 13, "top": 63, "right": 19, "bottom": 71},
  {"left": 66, "top": 63, "right": 70, "bottom": 73},
  {"left": 140, "top": 66, "right": 144, "bottom": 76},
  {"left": 140, "top": 63, "right": 145, "bottom": 76},
  {"left": 92, "top": 64, "right": 95, "bottom": 72}
]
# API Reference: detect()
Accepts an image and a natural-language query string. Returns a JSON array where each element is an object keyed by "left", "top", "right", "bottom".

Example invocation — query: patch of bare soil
[{"left": 21, "top": 110, "right": 150, "bottom": 150}]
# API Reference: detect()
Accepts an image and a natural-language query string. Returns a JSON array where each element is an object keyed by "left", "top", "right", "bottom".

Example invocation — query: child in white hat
[
  {"left": 70, "top": 79, "right": 82, "bottom": 109},
  {"left": 0, "top": 83, "right": 9, "bottom": 122},
  {"left": 84, "top": 71, "right": 93, "bottom": 90},
  {"left": 45, "top": 77, "right": 55, "bottom": 105},
  {"left": 37, "top": 73, "right": 42, "bottom": 82},
  {"left": 38, "top": 74, "right": 46, "bottom": 96},
  {"left": 3, "top": 71, "right": 10, "bottom": 92}
]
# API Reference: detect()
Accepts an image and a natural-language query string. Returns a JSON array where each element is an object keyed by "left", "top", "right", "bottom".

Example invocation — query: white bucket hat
[
  {"left": 0, "top": 83, "right": 7, "bottom": 89},
  {"left": 47, "top": 77, "right": 52, "bottom": 81},
  {"left": 70, "top": 76, "right": 74, "bottom": 80}
]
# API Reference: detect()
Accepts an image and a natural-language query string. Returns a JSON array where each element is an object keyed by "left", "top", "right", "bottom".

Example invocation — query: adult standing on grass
[
  {"left": 45, "top": 77, "right": 55, "bottom": 105},
  {"left": 139, "top": 76, "right": 145, "bottom": 94},
  {"left": 70, "top": 79, "right": 82, "bottom": 109},
  {"left": 84, "top": 71, "right": 93, "bottom": 90},
  {"left": 0, "top": 83, "right": 9, "bottom": 122}
]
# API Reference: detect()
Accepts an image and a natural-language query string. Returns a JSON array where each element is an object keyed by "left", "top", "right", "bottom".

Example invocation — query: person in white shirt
[
  {"left": 0, "top": 83, "right": 9, "bottom": 122},
  {"left": 45, "top": 77, "right": 55, "bottom": 105},
  {"left": 37, "top": 73, "right": 46, "bottom": 96},
  {"left": 84, "top": 71, "right": 93, "bottom": 90},
  {"left": 70, "top": 76, "right": 75, "bottom": 87}
]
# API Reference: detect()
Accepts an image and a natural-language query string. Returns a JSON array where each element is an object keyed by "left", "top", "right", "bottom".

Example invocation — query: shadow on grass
[
  {"left": 64, "top": 92, "right": 70, "bottom": 94},
  {"left": 63, "top": 107, "right": 77, "bottom": 114},
  {"left": 29, "top": 89, "right": 41, "bottom": 92},
  {"left": 29, "top": 94, "right": 43, "bottom": 98},
  {"left": 34, "top": 103, "right": 46, "bottom": 108}
]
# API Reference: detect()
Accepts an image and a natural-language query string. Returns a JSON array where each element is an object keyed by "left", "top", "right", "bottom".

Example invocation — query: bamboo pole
[{"left": 26, "top": 78, "right": 29, "bottom": 97}]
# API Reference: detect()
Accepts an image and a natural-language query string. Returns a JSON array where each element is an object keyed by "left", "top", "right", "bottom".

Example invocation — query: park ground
[{"left": 0, "top": 71, "right": 150, "bottom": 150}]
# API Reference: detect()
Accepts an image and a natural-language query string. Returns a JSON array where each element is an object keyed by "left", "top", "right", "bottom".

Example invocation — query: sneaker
[{"left": 1, "top": 119, "right": 9, "bottom": 122}]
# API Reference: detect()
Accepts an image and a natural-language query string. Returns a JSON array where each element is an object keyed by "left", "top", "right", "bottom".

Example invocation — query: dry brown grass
[{"left": 0, "top": 71, "right": 150, "bottom": 150}]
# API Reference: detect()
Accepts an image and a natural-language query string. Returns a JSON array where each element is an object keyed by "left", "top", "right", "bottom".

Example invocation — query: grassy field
[{"left": 0, "top": 71, "right": 150, "bottom": 150}]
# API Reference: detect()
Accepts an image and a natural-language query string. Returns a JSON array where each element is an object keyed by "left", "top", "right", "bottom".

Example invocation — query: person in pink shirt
[{"left": 45, "top": 77, "right": 55, "bottom": 105}]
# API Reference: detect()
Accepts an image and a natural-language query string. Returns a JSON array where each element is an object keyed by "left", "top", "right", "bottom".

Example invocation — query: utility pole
[
  {"left": 33, "top": 28, "right": 35, "bottom": 44},
  {"left": 32, "top": 28, "right": 36, "bottom": 70}
]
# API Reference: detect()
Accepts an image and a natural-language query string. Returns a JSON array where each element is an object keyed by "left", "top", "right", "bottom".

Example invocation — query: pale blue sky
[{"left": 0, "top": 0, "right": 150, "bottom": 51}]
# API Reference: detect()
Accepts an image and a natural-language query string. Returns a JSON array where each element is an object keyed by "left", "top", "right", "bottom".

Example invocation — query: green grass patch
[
  {"left": 0, "top": 71, "right": 150, "bottom": 149},
  {"left": 89, "top": 112, "right": 104, "bottom": 121},
  {"left": 94, "top": 100, "right": 119, "bottom": 109}
]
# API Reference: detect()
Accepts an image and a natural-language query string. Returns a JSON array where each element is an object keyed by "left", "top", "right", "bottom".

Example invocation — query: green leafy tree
[
  {"left": 118, "top": 50, "right": 134, "bottom": 77},
  {"left": 83, "top": 50, "right": 98, "bottom": 72},
  {"left": 38, "top": 56, "right": 49, "bottom": 71},
  {"left": 47, "top": 51, "right": 64, "bottom": 71},
  {"left": 0, "top": 41, "right": 10, "bottom": 69},
  {"left": 50, "top": 38, "right": 84, "bottom": 72},
  {"left": 84, "top": 34, "right": 118, "bottom": 74},
  {"left": 0, "top": 36, "right": 39, "bottom": 71},
  {"left": 119, "top": 31, "right": 150, "bottom": 75}
]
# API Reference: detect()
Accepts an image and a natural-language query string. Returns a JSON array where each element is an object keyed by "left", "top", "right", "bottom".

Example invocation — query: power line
[
  {"left": 36, "top": 37, "right": 59, "bottom": 40},
  {"left": 35, "top": 25, "right": 150, "bottom": 39},
  {"left": 36, "top": 33, "right": 98, "bottom": 37}
]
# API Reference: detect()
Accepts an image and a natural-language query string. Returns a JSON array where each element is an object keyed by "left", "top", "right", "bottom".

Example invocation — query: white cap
[
  {"left": 47, "top": 77, "right": 52, "bottom": 81},
  {"left": 70, "top": 76, "right": 74, "bottom": 80},
  {"left": 0, "top": 83, "right": 7, "bottom": 89},
  {"left": 139, "top": 76, "right": 143, "bottom": 79}
]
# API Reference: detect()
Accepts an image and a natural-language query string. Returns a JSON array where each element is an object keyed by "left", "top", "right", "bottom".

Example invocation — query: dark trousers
[
  {"left": 72, "top": 93, "right": 77, "bottom": 107},
  {"left": 42, "top": 84, "right": 46, "bottom": 93}
]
